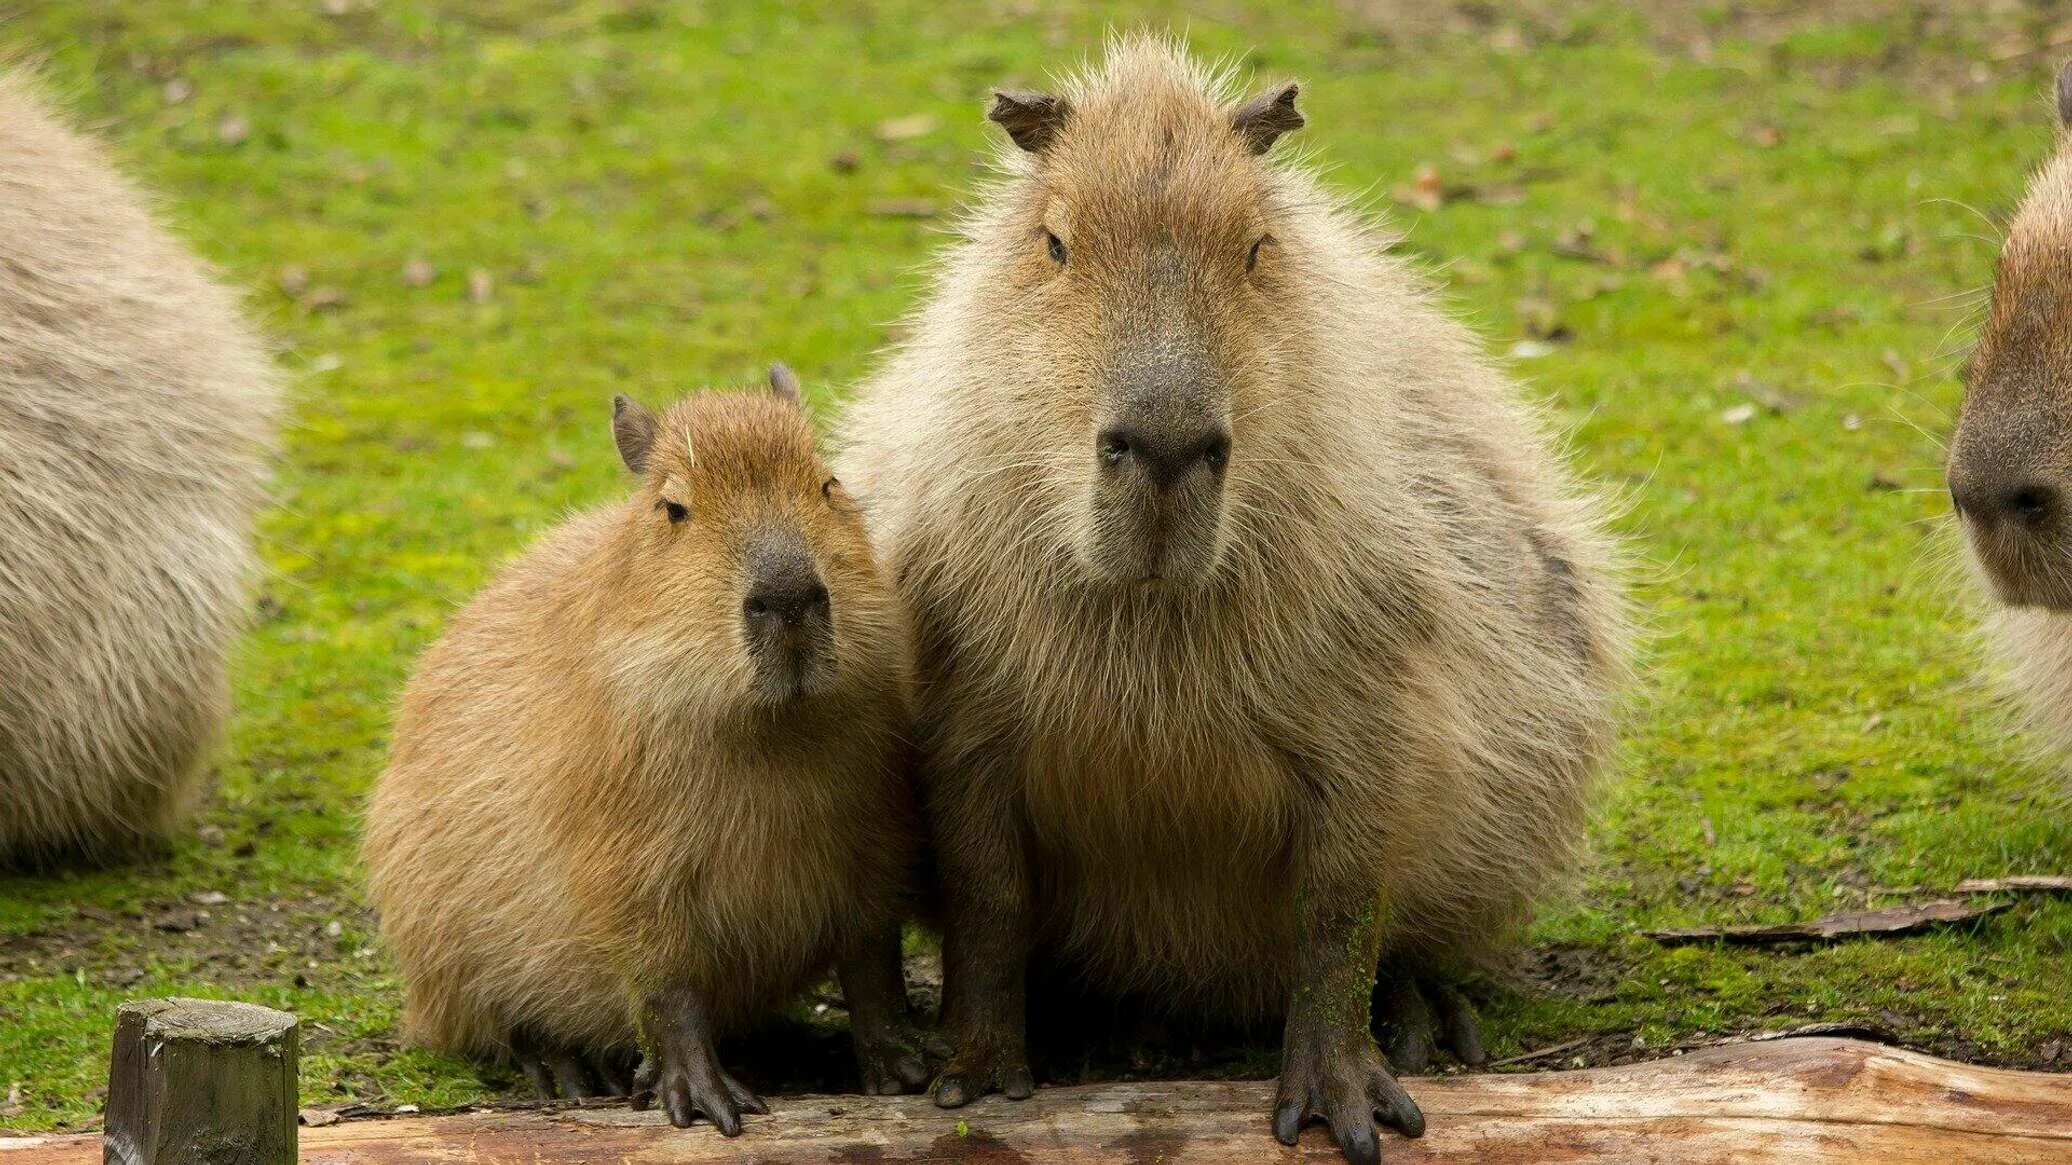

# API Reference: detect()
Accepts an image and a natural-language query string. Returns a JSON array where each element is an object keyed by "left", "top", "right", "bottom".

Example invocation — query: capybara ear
[
  {"left": 988, "top": 88, "right": 1071, "bottom": 153},
  {"left": 768, "top": 363, "right": 803, "bottom": 405},
  {"left": 2056, "top": 59, "right": 2072, "bottom": 127},
  {"left": 1231, "top": 82, "right": 1303, "bottom": 155},
  {"left": 612, "top": 394, "right": 658, "bottom": 474}
]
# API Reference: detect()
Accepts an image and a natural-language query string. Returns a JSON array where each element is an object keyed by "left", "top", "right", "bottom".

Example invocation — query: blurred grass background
[{"left": 2, "top": 0, "right": 2069, "bottom": 1129}]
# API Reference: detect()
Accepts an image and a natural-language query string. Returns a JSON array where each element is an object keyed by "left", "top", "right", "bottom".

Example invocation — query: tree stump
[{"left": 103, "top": 999, "right": 297, "bottom": 1165}]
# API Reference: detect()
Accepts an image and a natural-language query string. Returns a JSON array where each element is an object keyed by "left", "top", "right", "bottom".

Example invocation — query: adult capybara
[
  {"left": 1948, "top": 60, "right": 2072, "bottom": 756},
  {"left": 837, "top": 37, "right": 1629, "bottom": 1164},
  {"left": 363, "top": 370, "right": 927, "bottom": 1132},
  {"left": 0, "top": 74, "right": 278, "bottom": 867}
]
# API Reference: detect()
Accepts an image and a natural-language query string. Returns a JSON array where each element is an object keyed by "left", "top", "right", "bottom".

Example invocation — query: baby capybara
[
  {"left": 0, "top": 73, "right": 277, "bottom": 867},
  {"left": 1949, "top": 59, "right": 2072, "bottom": 754},
  {"left": 838, "top": 37, "right": 1629, "bottom": 1164},
  {"left": 364, "top": 369, "right": 926, "bottom": 1132}
]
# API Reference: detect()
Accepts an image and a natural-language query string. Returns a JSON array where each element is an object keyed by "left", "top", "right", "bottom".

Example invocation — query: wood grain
[{"left": 5, "top": 1038, "right": 2068, "bottom": 1164}]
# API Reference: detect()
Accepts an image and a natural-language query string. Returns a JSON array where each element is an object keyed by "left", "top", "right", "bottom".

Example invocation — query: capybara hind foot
[
  {"left": 631, "top": 987, "right": 768, "bottom": 1134},
  {"left": 930, "top": 1031, "right": 1035, "bottom": 1109},
  {"left": 853, "top": 1022, "right": 939, "bottom": 1096},
  {"left": 837, "top": 925, "right": 942, "bottom": 1096},
  {"left": 1373, "top": 976, "right": 1486, "bottom": 1074},
  {"left": 511, "top": 1030, "right": 632, "bottom": 1100}
]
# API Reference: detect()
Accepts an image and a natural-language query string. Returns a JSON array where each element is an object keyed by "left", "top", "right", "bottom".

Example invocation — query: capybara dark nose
[
  {"left": 1952, "top": 476, "right": 2060, "bottom": 531},
  {"left": 1098, "top": 423, "right": 1231, "bottom": 489},
  {"left": 745, "top": 574, "right": 829, "bottom": 627},
  {"left": 743, "top": 532, "right": 830, "bottom": 631}
]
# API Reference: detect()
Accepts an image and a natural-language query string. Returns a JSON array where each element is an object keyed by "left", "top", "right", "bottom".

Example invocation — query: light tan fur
[
  {"left": 363, "top": 389, "right": 914, "bottom": 1061},
  {"left": 0, "top": 73, "right": 278, "bottom": 866},
  {"left": 838, "top": 36, "right": 1630, "bottom": 1020}
]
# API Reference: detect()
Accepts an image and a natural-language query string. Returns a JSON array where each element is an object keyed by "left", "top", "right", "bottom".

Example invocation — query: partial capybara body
[
  {"left": 1949, "top": 60, "right": 2072, "bottom": 754},
  {"left": 0, "top": 74, "right": 277, "bottom": 866},
  {"left": 364, "top": 373, "right": 926, "bottom": 1130},
  {"left": 838, "top": 37, "right": 1628, "bottom": 1162}
]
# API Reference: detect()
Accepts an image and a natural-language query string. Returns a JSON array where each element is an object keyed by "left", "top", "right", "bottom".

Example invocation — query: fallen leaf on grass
[
  {"left": 1647, "top": 898, "right": 2008, "bottom": 946},
  {"left": 1953, "top": 876, "right": 2072, "bottom": 894},
  {"left": 152, "top": 909, "right": 205, "bottom": 932},
  {"left": 1391, "top": 164, "right": 1446, "bottom": 212},
  {"left": 874, "top": 114, "right": 938, "bottom": 142}
]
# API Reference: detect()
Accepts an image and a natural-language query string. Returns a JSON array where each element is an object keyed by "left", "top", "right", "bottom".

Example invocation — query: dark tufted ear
[
  {"left": 988, "top": 88, "right": 1072, "bottom": 153},
  {"left": 1231, "top": 82, "right": 1303, "bottom": 155},
  {"left": 2057, "top": 59, "right": 2072, "bottom": 127},
  {"left": 612, "top": 394, "right": 658, "bottom": 474},
  {"left": 767, "top": 362, "right": 802, "bottom": 404}
]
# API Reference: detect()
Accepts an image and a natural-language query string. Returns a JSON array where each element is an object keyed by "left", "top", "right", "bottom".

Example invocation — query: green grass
[{"left": 4, "top": 0, "right": 2070, "bottom": 1131}]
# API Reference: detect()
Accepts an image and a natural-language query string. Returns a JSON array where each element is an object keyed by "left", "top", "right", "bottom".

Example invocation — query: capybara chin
[
  {"left": 1949, "top": 58, "right": 2072, "bottom": 754},
  {"left": 363, "top": 369, "right": 927, "bottom": 1132},
  {"left": 836, "top": 35, "right": 1629, "bottom": 1163},
  {"left": 0, "top": 73, "right": 278, "bottom": 868}
]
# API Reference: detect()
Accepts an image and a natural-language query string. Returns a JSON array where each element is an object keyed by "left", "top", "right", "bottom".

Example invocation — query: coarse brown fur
[
  {"left": 839, "top": 43, "right": 1627, "bottom": 1152},
  {"left": 843, "top": 31, "right": 1627, "bottom": 1022},
  {"left": 1949, "top": 60, "right": 2072, "bottom": 755},
  {"left": 363, "top": 385, "right": 917, "bottom": 1090},
  {"left": 0, "top": 73, "right": 278, "bottom": 867}
]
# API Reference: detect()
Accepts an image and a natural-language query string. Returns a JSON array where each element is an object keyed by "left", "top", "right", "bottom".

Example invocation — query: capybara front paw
[
  {"left": 930, "top": 1047, "right": 1034, "bottom": 1108},
  {"left": 630, "top": 1046, "right": 768, "bottom": 1134},
  {"left": 1273, "top": 1030, "right": 1424, "bottom": 1165}
]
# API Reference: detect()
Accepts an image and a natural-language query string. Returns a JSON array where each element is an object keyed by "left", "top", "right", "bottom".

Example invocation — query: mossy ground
[{"left": 4, "top": 0, "right": 2070, "bottom": 1130}]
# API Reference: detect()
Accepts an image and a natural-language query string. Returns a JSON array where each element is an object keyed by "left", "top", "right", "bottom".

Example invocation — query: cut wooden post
[{"left": 103, "top": 999, "right": 296, "bottom": 1165}]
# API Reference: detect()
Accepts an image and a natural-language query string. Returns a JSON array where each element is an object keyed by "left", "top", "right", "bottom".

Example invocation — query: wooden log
[
  {"left": 5, "top": 1037, "right": 2068, "bottom": 1164},
  {"left": 101, "top": 999, "right": 297, "bottom": 1165}
]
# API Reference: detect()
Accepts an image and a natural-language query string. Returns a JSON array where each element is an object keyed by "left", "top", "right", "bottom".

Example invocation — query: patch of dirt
[{"left": 0, "top": 892, "right": 379, "bottom": 1014}]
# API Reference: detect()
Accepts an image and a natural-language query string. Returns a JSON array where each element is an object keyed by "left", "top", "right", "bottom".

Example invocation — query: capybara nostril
[
  {"left": 1953, "top": 476, "right": 2061, "bottom": 530},
  {"left": 745, "top": 575, "right": 828, "bottom": 626},
  {"left": 2007, "top": 482, "right": 2059, "bottom": 527},
  {"left": 1097, "top": 423, "right": 1232, "bottom": 488}
]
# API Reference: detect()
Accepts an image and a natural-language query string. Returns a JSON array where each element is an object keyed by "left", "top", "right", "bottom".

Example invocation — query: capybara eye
[
  {"left": 1247, "top": 234, "right": 1273, "bottom": 272},
  {"left": 822, "top": 476, "right": 840, "bottom": 499},
  {"left": 1204, "top": 438, "right": 1229, "bottom": 471},
  {"left": 1045, "top": 230, "right": 1067, "bottom": 264},
  {"left": 1100, "top": 435, "right": 1129, "bottom": 464},
  {"left": 661, "top": 500, "right": 688, "bottom": 523}
]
